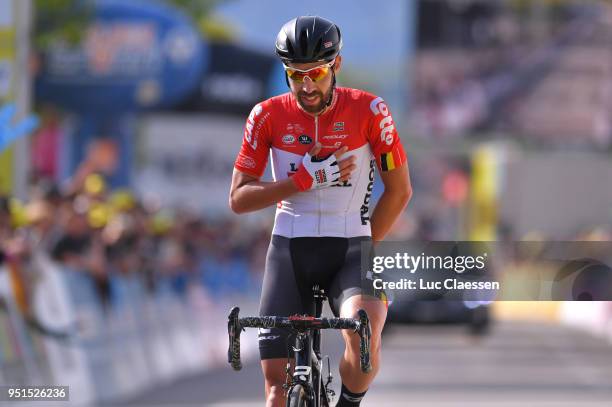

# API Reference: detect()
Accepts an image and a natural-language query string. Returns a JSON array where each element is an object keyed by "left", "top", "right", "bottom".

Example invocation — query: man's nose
[{"left": 301, "top": 77, "right": 316, "bottom": 92}]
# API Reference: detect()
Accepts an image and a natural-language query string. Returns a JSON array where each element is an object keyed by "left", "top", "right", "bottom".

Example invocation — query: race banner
[{"left": 135, "top": 113, "right": 273, "bottom": 219}]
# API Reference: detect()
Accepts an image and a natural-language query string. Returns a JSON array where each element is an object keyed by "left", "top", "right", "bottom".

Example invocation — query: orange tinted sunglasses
[{"left": 283, "top": 62, "right": 334, "bottom": 83}]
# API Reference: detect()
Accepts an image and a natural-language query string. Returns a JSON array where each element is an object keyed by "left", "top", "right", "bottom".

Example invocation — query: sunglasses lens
[
  {"left": 285, "top": 65, "right": 330, "bottom": 82},
  {"left": 309, "top": 66, "right": 329, "bottom": 81},
  {"left": 286, "top": 69, "right": 306, "bottom": 82}
]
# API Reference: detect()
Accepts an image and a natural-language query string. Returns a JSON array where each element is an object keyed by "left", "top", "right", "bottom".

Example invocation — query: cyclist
[{"left": 229, "top": 16, "right": 412, "bottom": 407}]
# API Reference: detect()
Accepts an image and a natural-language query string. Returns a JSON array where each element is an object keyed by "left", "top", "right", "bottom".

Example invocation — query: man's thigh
[
  {"left": 259, "top": 236, "right": 306, "bottom": 359},
  {"left": 327, "top": 236, "right": 382, "bottom": 317}
]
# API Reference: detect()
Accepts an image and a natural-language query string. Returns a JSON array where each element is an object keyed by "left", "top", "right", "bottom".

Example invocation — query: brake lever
[
  {"left": 228, "top": 307, "right": 242, "bottom": 371},
  {"left": 357, "top": 309, "right": 372, "bottom": 373}
]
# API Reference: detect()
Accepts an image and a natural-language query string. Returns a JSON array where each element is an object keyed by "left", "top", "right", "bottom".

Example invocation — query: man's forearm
[
  {"left": 230, "top": 178, "right": 299, "bottom": 214},
  {"left": 369, "top": 190, "right": 410, "bottom": 242}
]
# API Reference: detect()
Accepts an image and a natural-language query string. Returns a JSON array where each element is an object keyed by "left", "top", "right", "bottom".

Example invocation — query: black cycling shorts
[{"left": 258, "top": 234, "right": 379, "bottom": 360}]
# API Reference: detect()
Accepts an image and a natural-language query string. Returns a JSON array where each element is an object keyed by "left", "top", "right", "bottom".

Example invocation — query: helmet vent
[
  {"left": 299, "top": 29, "right": 309, "bottom": 58},
  {"left": 285, "top": 40, "right": 294, "bottom": 57}
]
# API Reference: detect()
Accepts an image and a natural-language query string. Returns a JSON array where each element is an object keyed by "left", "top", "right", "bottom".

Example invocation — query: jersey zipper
[{"left": 315, "top": 115, "right": 321, "bottom": 235}]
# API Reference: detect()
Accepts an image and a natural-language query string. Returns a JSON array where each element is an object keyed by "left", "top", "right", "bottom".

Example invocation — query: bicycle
[{"left": 228, "top": 285, "right": 372, "bottom": 407}]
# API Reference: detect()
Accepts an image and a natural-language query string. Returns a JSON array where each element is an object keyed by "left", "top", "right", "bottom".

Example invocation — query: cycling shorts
[{"left": 258, "top": 234, "right": 382, "bottom": 360}]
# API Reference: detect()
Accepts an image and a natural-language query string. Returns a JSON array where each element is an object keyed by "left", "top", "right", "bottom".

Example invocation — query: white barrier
[
  {"left": 31, "top": 253, "right": 96, "bottom": 405},
  {"left": 0, "top": 255, "right": 260, "bottom": 406}
]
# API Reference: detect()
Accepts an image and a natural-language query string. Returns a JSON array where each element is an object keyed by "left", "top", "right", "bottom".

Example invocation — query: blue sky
[{"left": 214, "top": 0, "right": 417, "bottom": 111}]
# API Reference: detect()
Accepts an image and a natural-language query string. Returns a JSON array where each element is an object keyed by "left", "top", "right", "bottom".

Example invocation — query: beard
[{"left": 296, "top": 87, "right": 333, "bottom": 114}]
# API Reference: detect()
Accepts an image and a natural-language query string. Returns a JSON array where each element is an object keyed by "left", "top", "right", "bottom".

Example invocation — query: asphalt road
[{"left": 109, "top": 321, "right": 612, "bottom": 406}]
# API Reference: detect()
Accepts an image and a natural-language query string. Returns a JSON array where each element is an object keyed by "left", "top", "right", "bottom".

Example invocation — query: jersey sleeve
[
  {"left": 366, "top": 96, "right": 407, "bottom": 172},
  {"left": 234, "top": 101, "right": 273, "bottom": 178}
]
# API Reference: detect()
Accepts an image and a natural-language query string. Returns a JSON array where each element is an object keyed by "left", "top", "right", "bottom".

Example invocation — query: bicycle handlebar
[
  {"left": 239, "top": 315, "right": 361, "bottom": 330},
  {"left": 227, "top": 307, "right": 372, "bottom": 373}
]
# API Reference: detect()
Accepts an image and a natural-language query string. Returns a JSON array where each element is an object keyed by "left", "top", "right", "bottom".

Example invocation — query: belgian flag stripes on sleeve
[{"left": 377, "top": 144, "right": 406, "bottom": 172}]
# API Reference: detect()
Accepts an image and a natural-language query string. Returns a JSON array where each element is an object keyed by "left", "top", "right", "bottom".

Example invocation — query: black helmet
[{"left": 275, "top": 16, "right": 342, "bottom": 64}]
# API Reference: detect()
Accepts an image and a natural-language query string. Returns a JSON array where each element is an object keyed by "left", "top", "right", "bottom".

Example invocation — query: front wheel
[{"left": 287, "top": 383, "right": 310, "bottom": 407}]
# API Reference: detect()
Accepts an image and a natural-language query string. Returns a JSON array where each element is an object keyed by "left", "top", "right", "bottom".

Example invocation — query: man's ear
[{"left": 333, "top": 55, "right": 342, "bottom": 73}]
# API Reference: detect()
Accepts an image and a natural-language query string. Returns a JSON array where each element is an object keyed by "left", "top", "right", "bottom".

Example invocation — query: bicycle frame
[
  {"left": 290, "top": 287, "right": 329, "bottom": 405},
  {"left": 228, "top": 286, "right": 372, "bottom": 407}
]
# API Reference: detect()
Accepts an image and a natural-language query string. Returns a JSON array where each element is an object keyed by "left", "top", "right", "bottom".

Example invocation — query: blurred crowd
[
  {"left": 0, "top": 165, "right": 270, "bottom": 322},
  {"left": 410, "top": 0, "right": 612, "bottom": 148}
]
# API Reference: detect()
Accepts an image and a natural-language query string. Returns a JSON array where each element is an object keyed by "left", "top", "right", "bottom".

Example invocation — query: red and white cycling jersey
[{"left": 234, "top": 87, "right": 407, "bottom": 238}]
